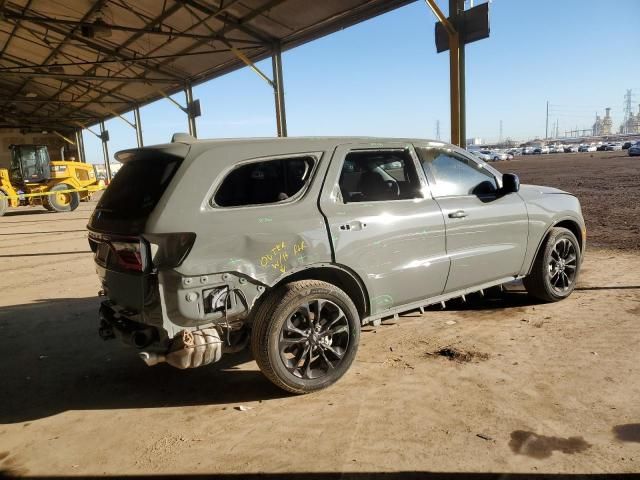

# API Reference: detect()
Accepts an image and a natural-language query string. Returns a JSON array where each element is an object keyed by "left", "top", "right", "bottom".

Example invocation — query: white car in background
[
  {"left": 469, "top": 150, "right": 492, "bottom": 161},
  {"left": 490, "top": 150, "right": 509, "bottom": 161}
]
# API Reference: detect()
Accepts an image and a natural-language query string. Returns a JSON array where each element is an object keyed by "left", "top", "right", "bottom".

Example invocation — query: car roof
[{"left": 115, "top": 135, "right": 452, "bottom": 163}]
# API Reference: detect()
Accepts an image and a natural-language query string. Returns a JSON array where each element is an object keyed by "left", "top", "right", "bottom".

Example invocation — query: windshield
[{"left": 11, "top": 145, "right": 50, "bottom": 183}]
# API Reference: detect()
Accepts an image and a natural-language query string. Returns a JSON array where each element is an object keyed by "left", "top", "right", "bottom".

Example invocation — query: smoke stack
[{"left": 605, "top": 107, "right": 611, "bottom": 118}]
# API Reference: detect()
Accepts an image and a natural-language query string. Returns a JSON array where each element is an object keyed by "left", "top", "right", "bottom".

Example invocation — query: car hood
[{"left": 519, "top": 184, "right": 572, "bottom": 196}]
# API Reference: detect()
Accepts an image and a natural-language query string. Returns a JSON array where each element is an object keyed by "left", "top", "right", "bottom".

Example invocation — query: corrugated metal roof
[{"left": 0, "top": 0, "right": 414, "bottom": 131}]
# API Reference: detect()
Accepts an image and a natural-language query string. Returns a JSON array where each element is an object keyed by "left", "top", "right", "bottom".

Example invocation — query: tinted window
[
  {"left": 214, "top": 156, "right": 314, "bottom": 207},
  {"left": 417, "top": 148, "right": 497, "bottom": 197},
  {"left": 90, "top": 155, "right": 183, "bottom": 234},
  {"left": 338, "top": 150, "right": 422, "bottom": 203},
  {"left": 98, "top": 157, "right": 181, "bottom": 217}
]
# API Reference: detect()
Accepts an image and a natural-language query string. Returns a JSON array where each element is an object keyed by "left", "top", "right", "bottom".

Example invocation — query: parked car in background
[
  {"left": 622, "top": 141, "right": 635, "bottom": 150},
  {"left": 579, "top": 144, "right": 596, "bottom": 153},
  {"left": 489, "top": 150, "right": 509, "bottom": 161},
  {"left": 533, "top": 146, "right": 549, "bottom": 154},
  {"left": 596, "top": 144, "right": 608, "bottom": 151},
  {"left": 522, "top": 146, "right": 535, "bottom": 155},
  {"left": 508, "top": 148, "right": 522, "bottom": 156},
  {"left": 470, "top": 150, "right": 492, "bottom": 161},
  {"left": 564, "top": 145, "right": 579, "bottom": 153},
  {"left": 550, "top": 145, "right": 564, "bottom": 154},
  {"left": 628, "top": 142, "right": 640, "bottom": 156},
  {"left": 605, "top": 143, "right": 622, "bottom": 151},
  {"left": 88, "top": 136, "right": 586, "bottom": 394}
]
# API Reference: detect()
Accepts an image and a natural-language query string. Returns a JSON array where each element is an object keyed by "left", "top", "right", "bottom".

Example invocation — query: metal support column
[
  {"left": 185, "top": 81, "right": 197, "bottom": 138},
  {"left": 78, "top": 129, "right": 87, "bottom": 163},
  {"left": 74, "top": 129, "right": 84, "bottom": 162},
  {"left": 99, "top": 121, "right": 112, "bottom": 182},
  {"left": 271, "top": 42, "right": 288, "bottom": 137},
  {"left": 134, "top": 105, "right": 144, "bottom": 147},
  {"left": 454, "top": 0, "right": 466, "bottom": 149}
]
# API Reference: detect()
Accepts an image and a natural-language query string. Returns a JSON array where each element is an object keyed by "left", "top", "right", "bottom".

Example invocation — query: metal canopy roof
[{"left": 0, "top": 0, "right": 413, "bottom": 132}]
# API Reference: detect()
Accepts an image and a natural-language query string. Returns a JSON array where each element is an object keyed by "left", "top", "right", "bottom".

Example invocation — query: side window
[
  {"left": 213, "top": 156, "right": 314, "bottom": 207},
  {"left": 416, "top": 147, "right": 497, "bottom": 197},
  {"left": 338, "top": 150, "right": 422, "bottom": 203}
]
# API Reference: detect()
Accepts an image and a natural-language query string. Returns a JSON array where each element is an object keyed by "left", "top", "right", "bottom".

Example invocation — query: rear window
[
  {"left": 213, "top": 156, "right": 315, "bottom": 207},
  {"left": 90, "top": 155, "right": 182, "bottom": 234}
]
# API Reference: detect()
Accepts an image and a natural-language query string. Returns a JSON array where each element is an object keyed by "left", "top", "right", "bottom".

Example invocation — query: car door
[
  {"left": 414, "top": 143, "right": 529, "bottom": 293},
  {"left": 319, "top": 142, "right": 449, "bottom": 316}
]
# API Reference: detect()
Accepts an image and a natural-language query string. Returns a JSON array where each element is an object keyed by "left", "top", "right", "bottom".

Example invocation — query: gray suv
[{"left": 88, "top": 136, "right": 585, "bottom": 393}]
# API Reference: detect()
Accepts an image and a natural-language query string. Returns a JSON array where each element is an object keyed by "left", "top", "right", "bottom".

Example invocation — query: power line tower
[
  {"left": 435, "top": 120, "right": 441, "bottom": 140},
  {"left": 499, "top": 119, "right": 503, "bottom": 144},
  {"left": 623, "top": 89, "right": 633, "bottom": 134}
]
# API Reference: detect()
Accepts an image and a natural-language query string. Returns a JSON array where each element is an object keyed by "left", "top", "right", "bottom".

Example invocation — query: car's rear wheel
[
  {"left": 251, "top": 280, "right": 360, "bottom": 394},
  {"left": 524, "top": 227, "right": 581, "bottom": 302}
]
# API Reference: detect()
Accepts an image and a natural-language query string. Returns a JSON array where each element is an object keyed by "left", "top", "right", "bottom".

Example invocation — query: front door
[
  {"left": 414, "top": 144, "right": 529, "bottom": 293},
  {"left": 319, "top": 143, "right": 450, "bottom": 316}
]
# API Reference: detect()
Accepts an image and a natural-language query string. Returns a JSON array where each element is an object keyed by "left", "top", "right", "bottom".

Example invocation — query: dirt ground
[{"left": 0, "top": 151, "right": 639, "bottom": 479}]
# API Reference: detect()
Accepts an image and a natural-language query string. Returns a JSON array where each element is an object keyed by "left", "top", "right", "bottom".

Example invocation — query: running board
[{"left": 361, "top": 276, "right": 524, "bottom": 326}]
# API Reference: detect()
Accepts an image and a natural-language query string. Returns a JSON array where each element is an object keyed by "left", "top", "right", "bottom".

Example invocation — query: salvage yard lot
[{"left": 0, "top": 151, "right": 638, "bottom": 477}]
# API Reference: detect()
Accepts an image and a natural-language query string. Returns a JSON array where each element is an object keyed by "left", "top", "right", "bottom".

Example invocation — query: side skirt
[{"left": 361, "top": 275, "right": 524, "bottom": 326}]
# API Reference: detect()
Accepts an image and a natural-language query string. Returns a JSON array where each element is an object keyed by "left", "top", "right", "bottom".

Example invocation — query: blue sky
[{"left": 83, "top": 0, "right": 640, "bottom": 163}]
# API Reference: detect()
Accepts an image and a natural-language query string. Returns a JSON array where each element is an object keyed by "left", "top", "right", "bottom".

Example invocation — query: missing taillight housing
[{"left": 143, "top": 233, "right": 196, "bottom": 269}]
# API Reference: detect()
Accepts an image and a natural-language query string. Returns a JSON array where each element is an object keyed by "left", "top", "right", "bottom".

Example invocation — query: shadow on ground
[
  {"left": 0, "top": 472, "right": 637, "bottom": 479},
  {"left": 0, "top": 297, "right": 286, "bottom": 424}
]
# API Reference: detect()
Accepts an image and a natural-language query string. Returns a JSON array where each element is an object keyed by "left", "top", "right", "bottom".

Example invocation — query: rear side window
[
  {"left": 338, "top": 150, "right": 422, "bottom": 203},
  {"left": 214, "top": 156, "right": 315, "bottom": 207}
]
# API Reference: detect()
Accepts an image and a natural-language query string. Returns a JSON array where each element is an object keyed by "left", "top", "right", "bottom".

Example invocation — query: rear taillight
[
  {"left": 88, "top": 232, "right": 147, "bottom": 272},
  {"left": 110, "top": 240, "right": 144, "bottom": 272}
]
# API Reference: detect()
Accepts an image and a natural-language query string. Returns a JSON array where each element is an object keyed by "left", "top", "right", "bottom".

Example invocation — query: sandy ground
[{"left": 0, "top": 152, "right": 639, "bottom": 479}]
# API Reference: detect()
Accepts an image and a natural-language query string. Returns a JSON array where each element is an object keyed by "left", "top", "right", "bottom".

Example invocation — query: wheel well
[
  {"left": 554, "top": 219, "right": 583, "bottom": 252},
  {"left": 274, "top": 266, "right": 369, "bottom": 318}
]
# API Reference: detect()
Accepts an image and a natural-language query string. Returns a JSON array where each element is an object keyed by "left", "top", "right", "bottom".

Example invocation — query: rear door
[
  {"left": 319, "top": 142, "right": 449, "bottom": 315},
  {"left": 415, "top": 144, "right": 529, "bottom": 292}
]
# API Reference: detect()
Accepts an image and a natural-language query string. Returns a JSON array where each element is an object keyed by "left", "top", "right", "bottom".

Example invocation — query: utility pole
[
  {"left": 436, "top": 119, "right": 441, "bottom": 140},
  {"left": 545, "top": 100, "right": 549, "bottom": 139},
  {"left": 499, "top": 119, "right": 503, "bottom": 144}
]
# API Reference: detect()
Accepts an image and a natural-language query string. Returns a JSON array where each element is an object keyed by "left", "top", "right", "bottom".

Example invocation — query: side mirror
[{"left": 502, "top": 173, "right": 520, "bottom": 193}]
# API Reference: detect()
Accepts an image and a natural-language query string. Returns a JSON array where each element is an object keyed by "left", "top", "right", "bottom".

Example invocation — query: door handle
[
  {"left": 339, "top": 221, "right": 367, "bottom": 231},
  {"left": 448, "top": 210, "right": 467, "bottom": 219}
]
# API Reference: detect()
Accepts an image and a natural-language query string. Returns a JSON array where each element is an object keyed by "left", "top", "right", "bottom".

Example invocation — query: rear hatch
[
  {"left": 87, "top": 144, "right": 190, "bottom": 311},
  {"left": 88, "top": 144, "right": 189, "bottom": 235}
]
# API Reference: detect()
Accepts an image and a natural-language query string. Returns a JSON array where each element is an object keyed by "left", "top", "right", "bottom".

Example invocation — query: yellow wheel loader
[{"left": 0, "top": 144, "right": 100, "bottom": 216}]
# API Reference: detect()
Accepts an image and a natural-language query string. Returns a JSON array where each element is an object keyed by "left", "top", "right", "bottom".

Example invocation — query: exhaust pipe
[
  {"left": 139, "top": 352, "right": 166, "bottom": 366},
  {"left": 131, "top": 329, "right": 154, "bottom": 348}
]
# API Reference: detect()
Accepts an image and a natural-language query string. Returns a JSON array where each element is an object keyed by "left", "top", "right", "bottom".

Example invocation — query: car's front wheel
[
  {"left": 251, "top": 280, "right": 360, "bottom": 394},
  {"left": 524, "top": 227, "right": 581, "bottom": 302}
]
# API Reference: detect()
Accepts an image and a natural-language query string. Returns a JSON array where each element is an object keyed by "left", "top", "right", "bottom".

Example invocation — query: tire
[
  {"left": 251, "top": 280, "right": 360, "bottom": 394},
  {"left": 0, "top": 190, "right": 7, "bottom": 217},
  {"left": 44, "top": 183, "right": 80, "bottom": 212},
  {"left": 524, "top": 227, "right": 581, "bottom": 302}
]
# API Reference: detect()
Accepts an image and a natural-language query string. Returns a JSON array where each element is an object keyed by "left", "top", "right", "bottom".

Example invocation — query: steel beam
[
  {"left": 74, "top": 129, "right": 84, "bottom": 162},
  {"left": 134, "top": 105, "right": 143, "bottom": 147},
  {"left": 99, "top": 121, "right": 112, "bottom": 182},
  {"left": 185, "top": 81, "right": 197, "bottom": 138},
  {"left": 271, "top": 42, "right": 287, "bottom": 137},
  {"left": 4, "top": 71, "right": 177, "bottom": 84},
  {"left": 424, "top": 0, "right": 464, "bottom": 147}
]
